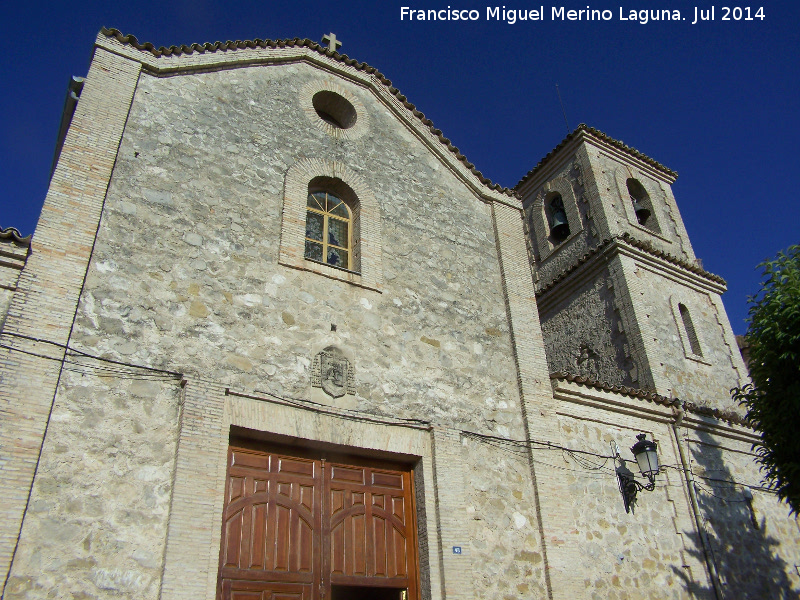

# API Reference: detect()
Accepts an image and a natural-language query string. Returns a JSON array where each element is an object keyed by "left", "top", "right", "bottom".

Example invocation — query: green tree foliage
[{"left": 732, "top": 244, "right": 800, "bottom": 514}]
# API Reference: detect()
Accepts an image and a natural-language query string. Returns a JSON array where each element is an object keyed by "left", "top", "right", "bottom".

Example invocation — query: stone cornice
[
  {"left": 96, "top": 28, "right": 519, "bottom": 207},
  {"left": 536, "top": 233, "right": 726, "bottom": 301},
  {"left": 515, "top": 124, "right": 678, "bottom": 192},
  {"left": 550, "top": 372, "right": 752, "bottom": 435}
]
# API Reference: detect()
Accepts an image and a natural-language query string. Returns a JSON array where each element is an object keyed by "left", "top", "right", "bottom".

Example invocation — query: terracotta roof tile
[
  {"left": 550, "top": 372, "right": 745, "bottom": 425},
  {"left": 100, "top": 28, "right": 516, "bottom": 198},
  {"left": 550, "top": 371, "right": 673, "bottom": 404},
  {"left": 0, "top": 226, "right": 31, "bottom": 247},
  {"left": 618, "top": 232, "right": 726, "bottom": 284},
  {"left": 515, "top": 124, "right": 678, "bottom": 189},
  {"left": 536, "top": 233, "right": 725, "bottom": 296}
]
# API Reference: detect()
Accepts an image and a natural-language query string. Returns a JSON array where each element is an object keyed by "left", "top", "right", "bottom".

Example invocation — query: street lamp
[
  {"left": 616, "top": 434, "right": 659, "bottom": 512},
  {"left": 631, "top": 433, "right": 659, "bottom": 489}
]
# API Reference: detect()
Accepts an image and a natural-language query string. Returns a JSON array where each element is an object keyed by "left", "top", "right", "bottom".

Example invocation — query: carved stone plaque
[{"left": 311, "top": 346, "right": 355, "bottom": 398}]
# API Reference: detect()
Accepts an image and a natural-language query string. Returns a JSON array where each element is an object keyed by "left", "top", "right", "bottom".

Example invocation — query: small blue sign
[{"left": 452, "top": 546, "right": 462, "bottom": 554}]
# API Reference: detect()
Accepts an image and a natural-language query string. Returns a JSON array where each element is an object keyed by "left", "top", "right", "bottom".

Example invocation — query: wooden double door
[{"left": 217, "top": 442, "right": 419, "bottom": 600}]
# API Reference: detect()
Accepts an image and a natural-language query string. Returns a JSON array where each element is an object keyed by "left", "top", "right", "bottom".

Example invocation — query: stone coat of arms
[{"left": 311, "top": 346, "right": 355, "bottom": 398}]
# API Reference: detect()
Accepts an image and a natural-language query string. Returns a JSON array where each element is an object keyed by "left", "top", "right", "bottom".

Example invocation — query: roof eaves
[
  {"left": 515, "top": 124, "right": 678, "bottom": 190},
  {"left": 550, "top": 372, "right": 746, "bottom": 425},
  {"left": 617, "top": 232, "right": 726, "bottom": 285},
  {"left": 99, "top": 28, "right": 516, "bottom": 198},
  {"left": 536, "top": 234, "right": 726, "bottom": 296},
  {"left": 550, "top": 371, "right": 672, "bottom": 405},
  {"left": 0, "top": 226, "right": 32, "bottom": 247}
]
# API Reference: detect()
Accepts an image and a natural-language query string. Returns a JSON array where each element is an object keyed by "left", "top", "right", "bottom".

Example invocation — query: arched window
[
  {"left": 305, "top": 190, "right": 353, "bottom": 270},
  {"left": 281, "top": 161, "right": 380, "bottom": 290},
  {"left": 679, "top": 303, "right": 703, "bottom": 356},
  {"left": 626, "top": 178, "right": 658, "bottom": 231},
  {"left": 548, "top": 195, "right": 570, "bottom": 242}
]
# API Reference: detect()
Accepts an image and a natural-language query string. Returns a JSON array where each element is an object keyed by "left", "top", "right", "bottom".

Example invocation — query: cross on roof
[{"left": 322, "top": 33, "right": 342, "bottom": 52}]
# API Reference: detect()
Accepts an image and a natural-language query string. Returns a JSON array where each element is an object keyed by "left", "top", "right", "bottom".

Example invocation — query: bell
[
  {"left": 551, "top": 210, "right": 570, "bottom": 240},
  {"left": 632, "top": 198, "right": 650, "bottom": 225}
]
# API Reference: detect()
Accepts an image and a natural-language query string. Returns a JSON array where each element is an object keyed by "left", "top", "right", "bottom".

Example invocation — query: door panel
[
  {"left": 218, "top": 446, "right": 418, "bottom": 600},
  {"left": 325, "top": 463, "right": 417, "bottom": 597},
  {"left": 223, "top": 578, "right": 312, "bottom": 600},
  {"left": 219, "top": 449, "right": 322, "bottom": 599}
]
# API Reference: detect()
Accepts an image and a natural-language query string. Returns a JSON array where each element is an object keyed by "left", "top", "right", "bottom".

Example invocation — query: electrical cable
[{"left": 0, "top": 332, "right": 778, "bottom": 493}]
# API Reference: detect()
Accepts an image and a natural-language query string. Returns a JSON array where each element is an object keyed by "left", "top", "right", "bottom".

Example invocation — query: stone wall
[
  {"left": 6, "top": 56, "right": 541, "bottom": 598},
  {"left": 632, "top": 264, "right": 748, "bottom": 409},
  {"left": 4, "top": 372, "right": 181, "bottom": 599},
  {"left": 683, "top": 428, "right": 800, "bottom": 599},
  {"left": 70, "top": 63, "right": 522, "bottom": 433},
  {"left": 544, "top": 381, "right": 712, "bottom": 600},
  {"left": 547, "top": 377, "right": 800, "bottom": 600},
  {"left": 538, "top": 266, "right": 632, "bottom": 387},
  {"left": 553, "top": 416, "right": 698, "bottom": 599},
  {"left": 462, "top": 433, "right": 548, "bottom": 599}
]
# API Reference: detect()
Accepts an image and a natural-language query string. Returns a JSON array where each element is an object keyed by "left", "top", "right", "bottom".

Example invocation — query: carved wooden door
[
  {"left": 218, "top": 445, "right": 418, "bottom": 600},
  {"left": 325, "top": 462, "right": 418, "bottom": 598},
  {"left": 218, "top": 447, "right": 322, "bottom": 600}
]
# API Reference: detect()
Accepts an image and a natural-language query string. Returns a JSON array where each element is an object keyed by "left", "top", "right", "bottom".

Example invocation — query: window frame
[
  {"left": 279, "top": 158, "right": 383, "bottom": 292},
  {"left": 305, "top": 190, "right": 354, "bottom": 271}
]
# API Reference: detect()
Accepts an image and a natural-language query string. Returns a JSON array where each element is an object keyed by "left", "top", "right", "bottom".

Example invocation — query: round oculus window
[{"left": 312, "top": 90, "right": 357, "bottom": 129}]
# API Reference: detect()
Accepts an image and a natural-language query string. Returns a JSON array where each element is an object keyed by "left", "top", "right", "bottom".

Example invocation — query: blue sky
[{"left": 1, "top": 0, "right": 798, "bottom": 334}]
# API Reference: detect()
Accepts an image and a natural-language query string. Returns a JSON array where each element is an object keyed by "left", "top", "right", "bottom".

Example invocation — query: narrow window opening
[
  {"left": 549, "top": 195, "right": 570, "bottom": 242},
  {"left": 679, "top": 303, "right": 702, "bottom": 356},
  {"left": 626, "top": 178, "right": 656, "bottom": 230}
]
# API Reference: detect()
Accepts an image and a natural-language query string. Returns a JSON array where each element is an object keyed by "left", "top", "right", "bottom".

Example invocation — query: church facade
[{"left": 0, "top": 29, "right": 798, "bottom": 600}]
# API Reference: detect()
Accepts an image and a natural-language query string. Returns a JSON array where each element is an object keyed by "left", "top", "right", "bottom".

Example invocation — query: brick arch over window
[
  {"left": 280, "top": 158, "right": 383, "bottom": 291},
  {"left": 528, "top": 176, "right": 581, "bottom": 260},
  {"left": 613, "top": 167, "right": 663, "bottom": 235}
]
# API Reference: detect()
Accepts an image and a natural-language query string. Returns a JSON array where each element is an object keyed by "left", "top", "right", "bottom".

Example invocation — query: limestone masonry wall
[
  {"left": 4, "top": 373, "right": 181, "bottom": 599},
  {"left": 539, "top": 267, "right": 632, "bottom": 387},
  {"left": 72, "top": 64, "right": 522, "bottom": 433},
  {"left": 545, "top": 380, "right": 800, "bottom": 600},
  {"left": 632, "top": 265, "right": 748, "bottom": 409},
  {"left": 2, "top": 33, "right": 798, "bottom": 600},
  {"left": 683, "top": 428, "right": 800, "bottom": 598},
  {"left": 548, "top": 413, "right": 701, "bottom": 599}
]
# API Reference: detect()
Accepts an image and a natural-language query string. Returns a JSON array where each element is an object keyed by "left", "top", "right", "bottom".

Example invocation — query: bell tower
[{"left": 517, "top": 125, "right": 748, "bottom": 410}]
